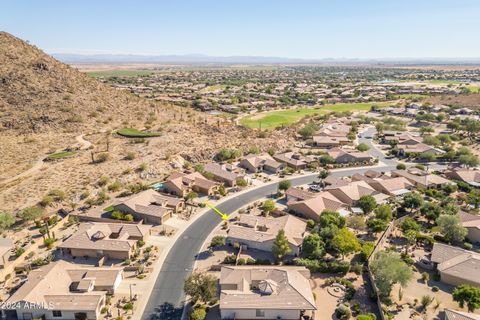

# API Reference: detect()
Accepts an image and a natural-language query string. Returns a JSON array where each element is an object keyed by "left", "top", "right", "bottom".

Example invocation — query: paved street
[{"left": 140, "top": 126, "right": 399, "bottom": 320}]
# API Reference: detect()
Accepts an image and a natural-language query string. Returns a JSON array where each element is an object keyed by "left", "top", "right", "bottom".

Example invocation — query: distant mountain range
[{"left": 51, "top": 53, "right": 480, "bottom": 65}]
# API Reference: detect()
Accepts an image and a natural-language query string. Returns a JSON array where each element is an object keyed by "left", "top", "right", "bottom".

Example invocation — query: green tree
[
  {"left": 272, "top": 229, "right": 292, "bottom": 262},
  {"left": 402, "top": 193, "right": 424, "bottom": 213},
  {"left": 459, "top": 154, "right": 480, "bottom": 168},
  {"left": 331, "top": 228, "right": 361, "bottom": 259},
  {"left": 236, "top": 178, "right": 248, "bottom": 187},
  {"left": 356, "top": 143, "right": 370, "bottom": 152},
  {"left": 358, "top": 195, "right": 377, "bottom": 214},
  {"left": 401, "top": 217, "right": 421, "bottom": 233},
  {"left": 298, "top": 123, "right": 318, "bottom": 139},
  {"left": 360, "top": 241, "right": 375, "bottom": 261},
  {"left": 375, "top": 204, "right": 393, "bottom": 221},
  {"left": 418, "top": 152, "right": 436, "bottom": 162},
  {"left": 436, "top": 214, "right": 467, "bottom": 243},
  {"left": 18, "top": 206, "right": 45, "bottom": 222},
  {"left": 278, "top": 180, "right": 292, "bottom": 192},
  {"left": 370, "top": 251, "right": 413, "bottom": 298},
  {"left": 185, "top": 191, "right": 198, "bottom": 201},
  {"left": 189, "top": 306, "right": 207, "bottom": 320},
  {"left": 467, "top": 189, "right": 480, "bottom": 209},
  {"left": 184, "top": 272, "right": 217, "bottom": 304},
  {"left": 453, "top": 284, "right": 480, "bottom": 312},
  {"left": 301, "top": 234, "right": 325, "bottom": 259},
  {"left": 261, "top": 199, "right": 276, "bottom": 214},
  {"left": 0, "top": 212, "right": 16, "bottom": 231},
  {"left": 404, "top": 229, "right": 418, "bottom": 253},
  {"left": 420, "top": 202, "right": 442, "bottom": 222}
]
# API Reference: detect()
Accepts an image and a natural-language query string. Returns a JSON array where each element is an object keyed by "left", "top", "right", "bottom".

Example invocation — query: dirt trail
[{"left": 0, "top": 134, "right": 93, "bottom": 186}]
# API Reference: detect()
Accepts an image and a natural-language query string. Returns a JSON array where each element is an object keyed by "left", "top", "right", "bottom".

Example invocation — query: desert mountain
[{"left": 0, "top": 32, "right": 292, "bottom": 212}]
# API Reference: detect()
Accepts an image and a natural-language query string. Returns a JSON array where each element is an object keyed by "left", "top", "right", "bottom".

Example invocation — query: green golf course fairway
[{"left": 239, "top": 102, "right": 391, "bottom": 130}]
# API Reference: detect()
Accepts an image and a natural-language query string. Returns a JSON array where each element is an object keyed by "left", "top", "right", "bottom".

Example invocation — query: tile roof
[
  {"left": 59, "top": 222, "right": 150, "bottom": 253},
  {"left": 220, "top": 266, "right": 316, "bottom": 311},
  {"left": 445, "top": 309, "right": 480, "bottom": 320},
  {"left": 459, "top": 212, "right": 480, "bottom": 229},
  {"left": 285, "top": 187, "right": 315, "bottom": 201},
  {"left": 431, "top": 243, "right": 480, "bottom": 286},
  {"left": 7, "top": 261, "right": 122, "bottom": 311},
  {"left": 228, "top": 214, "right": 306, "bottom": 247},
  {"left": 204, "top": 163, "right": 242, "bottom": 181}
]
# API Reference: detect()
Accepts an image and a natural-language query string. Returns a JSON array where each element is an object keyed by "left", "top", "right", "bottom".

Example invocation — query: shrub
[
  {"left": 210, "top": 236, "right": 226, "bottom": 248},
  {"left": 237, "top": 258, "right": 246, "bottom": 265},
  {"left": 306, "top": 219, "right": 315, "bottom": 229},
  {"left": 294, "top": 258, "right": 350, "bottom": 274},
  {"left": 96, "top": 152, "right": 110, "bottom": 163},
  {"left": 15, "top": 248, "right": 25, "bottom": 257},
  {"left": 421, "top": 272, "right": 429, "bottom": 282},
  {"left": 124, "top": 152, "right": 136, "bottom": 160},
  {"left": 43, "top": 238, "right": 55, "bottom": 249},
  {"left": 108, "top": 181, "right": 122, "bottom": 192},
  {"left": 432, "top": 286, "right": 439, "bottom": 292},
  {"left": 223, "top": 255, "right": 237, "bottom": 264},
  {"left": 189, "top": 305, "right": 207, "bottom": 320},
  {"left": 123, "top": 303, "right": 133, "bottom": 311},
  {"left": 351, "top": 263, "right": 363, "bottom": 275},
  {"left": 335, "top": 303, "right": 352, "bottom": 319},
  {"left": 137, "top": 240, "right": 145, "bottom": 247},
  {"left": 357, "top": 314, "right": 376, "bottom": 320}
]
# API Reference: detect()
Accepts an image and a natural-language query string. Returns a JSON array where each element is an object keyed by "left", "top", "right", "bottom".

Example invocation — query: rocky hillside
[
  {"left": 0, "top": 32, "right": 155, "bottom": 133},
  {"left": 0, "top": 32, "right": 293, "bottom": 211}
]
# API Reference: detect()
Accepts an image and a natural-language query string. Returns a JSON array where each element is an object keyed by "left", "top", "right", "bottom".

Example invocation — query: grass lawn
[
  {"left": 393, "top": 94, "right": 431, "bottom": 100},
  {"left": 117, "top": 128, "right": 162, "bottom": 138},
  {"left": 239, "top": 102, "right": 392, "bottom": 130},
  {"left": 46, "top": 151, "right": 78, "bottom": 160},
  {"left": 199, "top": 84, "right": 227, "bottom": 93},
  {"left": 87, "top": 69, "right": 155, "bottom": 78}
]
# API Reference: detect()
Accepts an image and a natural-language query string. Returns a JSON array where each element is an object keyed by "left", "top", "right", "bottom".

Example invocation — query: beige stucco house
[
  {"left": 227, "top": 214, "right": 306, "bottom": 256},
  {"left": 6, "top": 261, "right": 123, "bottom": 320},
  {"left": 431, "top": 243, "right": 480, "bottom": 287},
  {"left": 219, "top": 266, "right": 317, "bottom": 320},
  {"left": 59, "top": 222, "right": 150, "bottom": 260}
]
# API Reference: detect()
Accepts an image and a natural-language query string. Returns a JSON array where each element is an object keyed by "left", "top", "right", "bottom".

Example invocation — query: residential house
[
  {"left": 204, "top": 163, "right": 245, "bottom": 187},
  {"left": 391, "top": 169, "right": 453, "bottom": 189},
  {"left": 219, "top": 266, "right": 317, "bottom": 320},
  {"left": 430, "top": 243, "right": 480, "bottom": 287},
  {"left": 444, "top": 309, "right": 480, "bottom": 320},
  {"left": 312, "top": 136, "right": 350, "bottom": 148},
  {"left": 273, "top": 152, "right": 307, "bottom": 170},
  {"left": 459, "top": 212, "right": 480, "bottom": 243},
  {"left": 326, "top": 181, "right": 379, "bottom": 205},
  {"left": 0, "top": 238, "right": 13, "bottom": 269},
  {"left": 327, "top": 148, "right": 373, "bottom": 164},
  {"left": 6, "top": 261, "right": 123, "bottom": 320},
  {"left": 285, "top": 187, "right": 315, "bottom": 203},
  {"left": 112, "top": 189, "right": 184, "bottom": 224},
  {"left": 397, "top": 142, "right": 445, "bottom": 156},
  {"left": 239, "top": 154, "right": 284, "bottom": 174},
  {"left": 366, "top": 177, "right": 413, "bottom": 197},
  {"left": 287, "top": 191, "right": 347, "bottom": 221},
  {"left": 445, "top": 168, "right": 480, "bottom": 187},
  {"left": 227, "top": 214, "right": 306, "bottom": 256},
  {"left": 59, "top": 222, "right": 150, "bottom": 260},
  {"left": 163, "top": 171, "right": 219, "bottom": 197}
]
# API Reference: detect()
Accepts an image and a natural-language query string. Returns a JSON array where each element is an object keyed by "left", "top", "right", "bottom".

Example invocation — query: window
[
  {"left": 52, "top": 310, "right": 62, "bottom": 317},
  {"left": 256, "top": 309, "right": 265, "bottom": 317}
]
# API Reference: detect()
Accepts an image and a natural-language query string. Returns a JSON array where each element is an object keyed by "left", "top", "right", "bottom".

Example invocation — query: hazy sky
[{"left": 1, "top": 0, "right": 480, "bottom": 59}]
